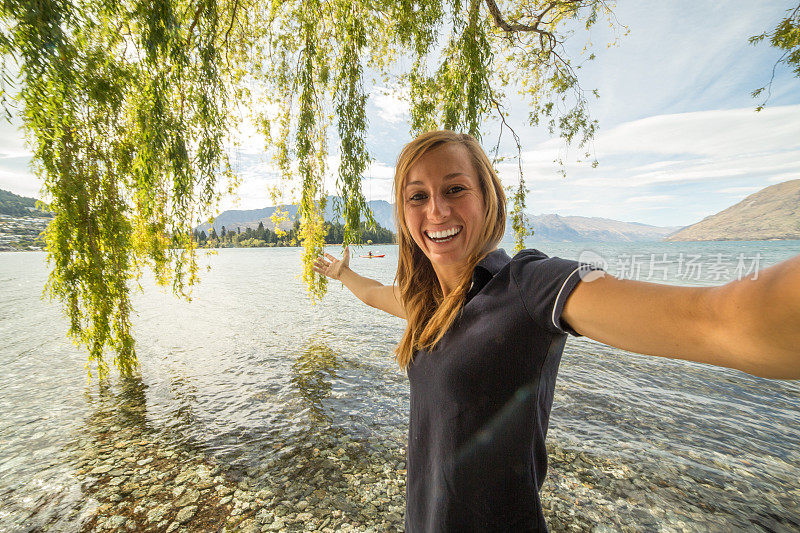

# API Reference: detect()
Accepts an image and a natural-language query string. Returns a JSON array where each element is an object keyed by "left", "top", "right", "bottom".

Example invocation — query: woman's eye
[
  {"left": 449, "top": 186, "right": 465, "bottom": 193},
  {"left": 409, "top": 193, "right": 425, "bottom": 201}
]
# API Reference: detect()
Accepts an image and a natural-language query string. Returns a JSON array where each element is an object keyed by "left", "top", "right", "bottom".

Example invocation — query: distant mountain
[
  {"left": 518, "top": 214, "right": 681, "bottom": 243},
  {"left": 666, "top": 180, "right": 800, "bottom": 241},
  {"left": 197, "top": 196, "right": 679, "bottom": 242},
  {"left": 196, "top": 197, "right": 396, "bottom": 233},
  {"left": 0, "top": 189, "right": 52, "bottom": 218}
]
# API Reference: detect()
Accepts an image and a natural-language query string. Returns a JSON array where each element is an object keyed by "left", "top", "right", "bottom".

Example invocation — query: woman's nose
[{"left": 427, "top": 193, "right": 450, "bottom": 220}]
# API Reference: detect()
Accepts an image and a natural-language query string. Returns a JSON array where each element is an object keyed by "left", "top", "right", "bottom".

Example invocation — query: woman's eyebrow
[{"left": 405, "top": 173, "right": 467, "bottom": 188}]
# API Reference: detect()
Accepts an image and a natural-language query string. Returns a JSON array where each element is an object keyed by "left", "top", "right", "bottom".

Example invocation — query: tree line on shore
[{"left": 192, "top": 219, "right": 395, "bottom": 248}]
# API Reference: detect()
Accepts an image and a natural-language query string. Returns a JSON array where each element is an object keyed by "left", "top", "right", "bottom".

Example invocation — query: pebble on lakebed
[
  {"left": 71, "top": 421, "right": 412, "bottom": 532},
  {"left": 68, "top": 421, "right": 797, "bottom": 532}
]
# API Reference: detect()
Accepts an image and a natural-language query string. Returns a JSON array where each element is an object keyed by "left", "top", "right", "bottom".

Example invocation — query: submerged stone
[{"left": 175, "top": 505, "right": 197, "bottom": 523}]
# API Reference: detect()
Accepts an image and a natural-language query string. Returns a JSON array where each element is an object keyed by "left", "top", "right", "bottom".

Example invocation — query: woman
[{"left": 313, "top": 130, "right": 800, "bottom": 532}]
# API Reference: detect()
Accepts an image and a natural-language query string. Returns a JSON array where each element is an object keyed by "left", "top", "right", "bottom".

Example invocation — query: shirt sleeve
[{"left": 509, "top": 248, "right": 604, "bottom": 336}]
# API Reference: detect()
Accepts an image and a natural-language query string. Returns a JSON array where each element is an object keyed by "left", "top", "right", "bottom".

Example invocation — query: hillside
[
  {"left": 0, "top": 188, "right": 52, "bottom": 217},
  {"left": 666, "top": 180, "right": 800, "bottom": 241}
]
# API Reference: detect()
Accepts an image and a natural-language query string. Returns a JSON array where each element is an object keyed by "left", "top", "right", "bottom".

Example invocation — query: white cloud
[
  {"left": 717, "top": 186, "right": 764, "bottom": 194},
  {"left": 0, "top": 166, "right": 41, "bottom": 198},
  {"left": 496, "top": 104, "right": 800, "bottom": 224},
  {"left": 624, "top": 195, "right": 676, "bottom": 203},
  {"left": 0, "top": 112, "right": 31, "bottom": 158},
  {"left": 768, "top": 173, "right": 800, "bottom": 182},
  {"left": 599, "top": 106, "right": 800, "bottom": 157},
  {"left": 365, "top": 160, "right": 396, "bottom": 181},
  {"left": 371, "top": 86, "right": 409, "bottom": 124},
  {"left": 537, "top": 105, "right": 800, "bottom": 158},
  {"left": 524, "top": 104, "right": 800, "bottom": 189},
  {"left": 532, "top": 197, "right": 591, "bottom": 207}
]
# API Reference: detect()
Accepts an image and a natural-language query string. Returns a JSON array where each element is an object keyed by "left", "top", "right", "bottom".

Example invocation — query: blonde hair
[{"left": 393, "top": 130, "right": 507, "bottom": 371}]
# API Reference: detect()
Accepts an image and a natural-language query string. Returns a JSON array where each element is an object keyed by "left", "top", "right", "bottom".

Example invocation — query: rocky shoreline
[
  {"left": 69, "top": 420, "right": 409, "bottom": 532},
  {"left": 0, "top": 407, "right": 782, "bottom": 533},
  {"left": 7, "top": 370, "right": 798, "bottom": 533},
  {"left": 63, "top": 423, "right": 800, "bottom": 533},
  {"left": 0, "top": 214, "right": 49, "bottom": 251},
  {"left": 14, "top": 374, "right": 798, "bottom": 533}
]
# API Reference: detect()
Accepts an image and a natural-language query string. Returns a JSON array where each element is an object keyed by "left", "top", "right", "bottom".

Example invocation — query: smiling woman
[{"left": 312, "top": 129, "right": 800, "bottom": 532}]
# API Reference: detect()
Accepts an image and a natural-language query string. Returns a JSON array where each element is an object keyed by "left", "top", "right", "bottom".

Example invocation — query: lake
[{"left": 1, "top": 240, "right": 799, "bottom": 532}]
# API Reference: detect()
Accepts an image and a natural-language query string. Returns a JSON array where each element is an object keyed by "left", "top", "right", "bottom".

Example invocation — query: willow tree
[{"left": 0, "top": 0, "right": 618, "bottom": 378}]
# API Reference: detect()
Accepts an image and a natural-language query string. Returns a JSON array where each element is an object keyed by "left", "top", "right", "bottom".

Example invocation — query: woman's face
[{"left": 402, "top": 143, "right": 486, "bottom": 272}]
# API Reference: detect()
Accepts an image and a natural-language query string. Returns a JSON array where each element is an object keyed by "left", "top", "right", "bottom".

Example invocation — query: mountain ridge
[{"left": 666, "top": 180, "right": 800, "bottom": 241}]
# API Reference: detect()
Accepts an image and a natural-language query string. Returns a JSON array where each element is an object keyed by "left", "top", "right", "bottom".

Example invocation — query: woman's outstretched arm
[
  {"left": 562, "top": 254, "right": 800, "bottom": 379},
  {"left": 313, "top": 246, "right": 406, "bottom": 319}
]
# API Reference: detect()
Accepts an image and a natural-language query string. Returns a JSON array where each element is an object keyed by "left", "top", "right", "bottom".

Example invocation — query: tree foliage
[
  {"left": 0, "top": 0, "right": 620, "bottom": 378},
  {"left": 750, "top": 3, "right": 800, "bottom": 110}
]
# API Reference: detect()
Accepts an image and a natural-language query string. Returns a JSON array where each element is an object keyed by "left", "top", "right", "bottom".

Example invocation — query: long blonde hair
[{"left": 393, "top": 130, "right": 507, "bottom": 371}]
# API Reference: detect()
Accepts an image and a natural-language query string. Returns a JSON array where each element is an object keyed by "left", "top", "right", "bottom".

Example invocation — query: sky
[{"left": 1, "top": 1, "right": 799, "bottom": 228}]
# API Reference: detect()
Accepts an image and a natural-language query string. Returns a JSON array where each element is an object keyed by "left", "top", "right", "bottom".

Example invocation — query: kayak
[{"left": 361, "top": 254, "right": 385, "bottom": 258}]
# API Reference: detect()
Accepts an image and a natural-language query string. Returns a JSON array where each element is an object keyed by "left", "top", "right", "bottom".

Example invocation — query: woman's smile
[{"left": 424, "top": 225, "right": 463, "bottom": 243}]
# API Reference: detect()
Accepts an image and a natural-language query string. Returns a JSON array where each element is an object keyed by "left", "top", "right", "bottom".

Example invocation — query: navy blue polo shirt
[{"left": 405, "top": 247, "right": 600, "bottom": 532}]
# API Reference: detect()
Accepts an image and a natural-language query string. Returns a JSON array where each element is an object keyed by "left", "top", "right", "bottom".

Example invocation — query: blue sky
[{"left": 1, "top": 1, "right": 799, "bottom": 227}]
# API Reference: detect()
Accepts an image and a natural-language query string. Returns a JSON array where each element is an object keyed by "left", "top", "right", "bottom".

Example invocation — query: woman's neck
[
  {"left": 433, "top": 263, "right": 465, "bottom": 297},
  {"left": 431, "top": 247, "right": 497, "bottom": 297}
]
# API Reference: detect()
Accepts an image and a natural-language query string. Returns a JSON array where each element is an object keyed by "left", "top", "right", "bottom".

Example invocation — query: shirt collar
[
  {"left": 466, "top": 248, "right": 510, "bottom": 298},
  {"left": 474, "top": 247, "right": 511, "bottom": 277}
]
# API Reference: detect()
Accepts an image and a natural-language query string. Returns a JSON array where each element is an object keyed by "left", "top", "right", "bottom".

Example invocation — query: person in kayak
[{"left": 312, "top": 130, "right": 800, "bottom": 532}]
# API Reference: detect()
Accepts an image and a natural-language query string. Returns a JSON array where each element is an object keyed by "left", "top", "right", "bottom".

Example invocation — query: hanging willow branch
[
  {"left": 296, "top": 0, "right": 328, "bottom": 302},
  {"left": 0, "top": 0, "right": 621, "bottom": 378},
  {"left": 0, "top": 0, "right": 238, "bottom": 379},
  {"left": 334, "top": 2, "right": 375, "bottom": 247}
]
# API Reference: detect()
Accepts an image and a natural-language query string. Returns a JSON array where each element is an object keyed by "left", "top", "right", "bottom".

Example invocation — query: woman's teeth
[{"left": 426, "top": 227, "right": 461, "bottom": 242}]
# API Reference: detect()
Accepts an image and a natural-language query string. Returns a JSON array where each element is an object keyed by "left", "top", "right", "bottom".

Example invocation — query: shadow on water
[
  {"left": 165, "top": 375, "right": 201, "bottom": 434},
  {"left": 290, "top": 341, "right": 343, "bottom": 426},
  {"left": 64, "top": 374, "right": 245, "bottom": 532},
  {"left": 215, "top": 335, "right": 410, "bottom": 530},
  {"left": 85, "top": 375, "right": 152, "bottom": 431}
]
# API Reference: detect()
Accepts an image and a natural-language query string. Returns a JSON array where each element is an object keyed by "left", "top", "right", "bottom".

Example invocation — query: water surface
[{"left": 1, "top": 240, "right": 798, "bottom": 531}]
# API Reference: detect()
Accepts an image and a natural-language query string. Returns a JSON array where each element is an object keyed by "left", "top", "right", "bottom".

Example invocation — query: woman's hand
[
  {"left": 313, "top": 245, "right": 350, "bottom": 280},
  {"left": 313, "top": 246, "right": 406, "bottom": 319}
]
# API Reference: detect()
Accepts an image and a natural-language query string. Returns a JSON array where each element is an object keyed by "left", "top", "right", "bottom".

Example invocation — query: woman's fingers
[{"left": 314, "top": 255, "right": 337, "bottom": 276}]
